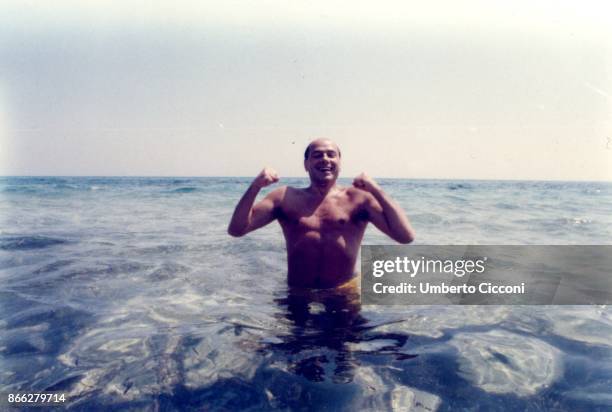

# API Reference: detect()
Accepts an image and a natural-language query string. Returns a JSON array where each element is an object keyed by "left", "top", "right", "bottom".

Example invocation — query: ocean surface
[{"left": 1, "top": 176, "right": 611, "bottom": 411}]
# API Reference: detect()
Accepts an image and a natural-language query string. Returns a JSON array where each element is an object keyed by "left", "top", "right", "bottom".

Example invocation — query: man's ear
[{"left": 304, "top": 159, "right": 308, "bottom": 172}]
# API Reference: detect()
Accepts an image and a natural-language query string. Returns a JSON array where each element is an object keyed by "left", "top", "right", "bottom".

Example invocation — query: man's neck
[{"left": 307, "top": 180, "right": 338, "bottom": 197}]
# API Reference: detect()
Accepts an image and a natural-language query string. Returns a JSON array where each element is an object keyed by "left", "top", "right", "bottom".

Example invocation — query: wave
[
  {"left": 448, "top": 183, "right": 472, "bottom": 191},
  {"left": 1, "top": 186, "right": 41, "bottom": 194},
  {"left": 0, "top": 235, "right": 68, "bottom": 251},
  {"left": 515, "top": 217, "right": 594, "bottom": 227},
  {"left": 495, "top": 202, "right": 519, "bottom": 210},
  {"left": 171, "top": 187, "right": 198, "bottom": 193}
]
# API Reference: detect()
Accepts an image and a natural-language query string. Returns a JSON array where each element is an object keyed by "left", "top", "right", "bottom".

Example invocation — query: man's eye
[{"left": 327, "top": 152, "right": 336, "bottom": 158}]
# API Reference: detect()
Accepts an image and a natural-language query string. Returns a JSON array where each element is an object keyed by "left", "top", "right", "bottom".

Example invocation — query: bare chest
[{"left": 278, "top": 197, "right": 367, "bottom": 232}]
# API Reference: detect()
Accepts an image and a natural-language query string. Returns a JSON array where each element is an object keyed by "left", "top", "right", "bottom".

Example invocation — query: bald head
[{"left": 304, "top": 138, "right": 341, "bottom": 160}]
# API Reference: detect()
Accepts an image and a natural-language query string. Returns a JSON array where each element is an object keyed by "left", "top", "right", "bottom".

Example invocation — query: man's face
[{"left": 304, "top": 141, "right": 341, "bottom": 183}]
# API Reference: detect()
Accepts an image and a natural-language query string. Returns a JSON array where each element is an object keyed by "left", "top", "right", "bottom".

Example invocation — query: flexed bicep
[
  {"left": 364, "top": 195, "right": 395, "bottom": 239},
  {"left": 245, "top": 192, "right": 280, "bottom": 233},
  {"left": 363, "top": 192, "right": 415, "bottom": 244},
  {"left": 228, "top": 169, "right": 284, "bottom": 237}
]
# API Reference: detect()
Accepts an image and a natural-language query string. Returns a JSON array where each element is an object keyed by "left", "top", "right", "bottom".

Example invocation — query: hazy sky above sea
[{"left": 1, "top": 1, "right": 611, "bottom": 180}]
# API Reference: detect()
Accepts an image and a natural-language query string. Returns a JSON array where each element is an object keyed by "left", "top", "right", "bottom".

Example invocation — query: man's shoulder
[
  {"left": 344, "top": 186, "right": 374, "bottom": 202},
  {"left": 282, "top": 185, "right": 312, "bottom": 197},
  {"left": 266, "top": 185, "right": 304, "bottom": 201},
  {"left": 261, "top": 185, "right": 289, "bottom": 203}
]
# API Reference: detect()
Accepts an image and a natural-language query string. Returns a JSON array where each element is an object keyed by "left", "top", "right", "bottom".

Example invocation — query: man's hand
[
  {"left": 252, "top": 167, "right": 279, "bottom": 189},
  {"left": 355, "top": 172, "right": 416, "bottom": 244},
  {"left": 352, "top": 172, "right": 380, "bottom": 193}
]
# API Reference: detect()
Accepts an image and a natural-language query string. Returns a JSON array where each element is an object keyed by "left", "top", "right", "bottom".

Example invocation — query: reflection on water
[{"left": 268, "top": 278, "right": 412, "bottom": 385}]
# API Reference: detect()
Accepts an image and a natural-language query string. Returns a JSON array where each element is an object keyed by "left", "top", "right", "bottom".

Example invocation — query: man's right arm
[{"left": 227, "top": 167, "right": 282, "bottom": 237}]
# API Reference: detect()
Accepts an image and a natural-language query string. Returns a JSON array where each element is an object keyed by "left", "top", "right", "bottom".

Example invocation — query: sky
[{"left": 1, "top": 1, "right": 611, "bottom": 180}]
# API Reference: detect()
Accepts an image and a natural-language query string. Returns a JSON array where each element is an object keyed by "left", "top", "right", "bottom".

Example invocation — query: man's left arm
[{"left": 353, "top": 172, "right": 415, "bottom": 244}]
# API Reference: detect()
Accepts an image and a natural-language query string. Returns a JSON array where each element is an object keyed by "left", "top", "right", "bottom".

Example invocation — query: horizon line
[{"left": 1, "top": 175, "right": 611, "bottom": 184}]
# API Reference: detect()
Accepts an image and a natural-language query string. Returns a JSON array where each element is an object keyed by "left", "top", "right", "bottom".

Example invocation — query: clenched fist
[
  {"left": 252, "top": 167, "right": 279, "bottom": 189},
  {"left": 352, "top": 172, "right": 380, "bottom": 193}
]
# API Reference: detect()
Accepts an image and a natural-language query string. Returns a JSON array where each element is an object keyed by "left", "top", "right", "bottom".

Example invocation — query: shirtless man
[{"left": 228, "top": 138, "right": 415, "bottom": 289}]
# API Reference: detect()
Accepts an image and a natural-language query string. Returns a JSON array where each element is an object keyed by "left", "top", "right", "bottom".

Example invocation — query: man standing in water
[{"left": 228, "top": 138, "right": 415, "bottom": 289}]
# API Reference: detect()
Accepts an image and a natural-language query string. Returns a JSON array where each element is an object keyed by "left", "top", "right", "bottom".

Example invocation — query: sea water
[{"left": 1, "top": 177, "right": 611, "bottom": 410}]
